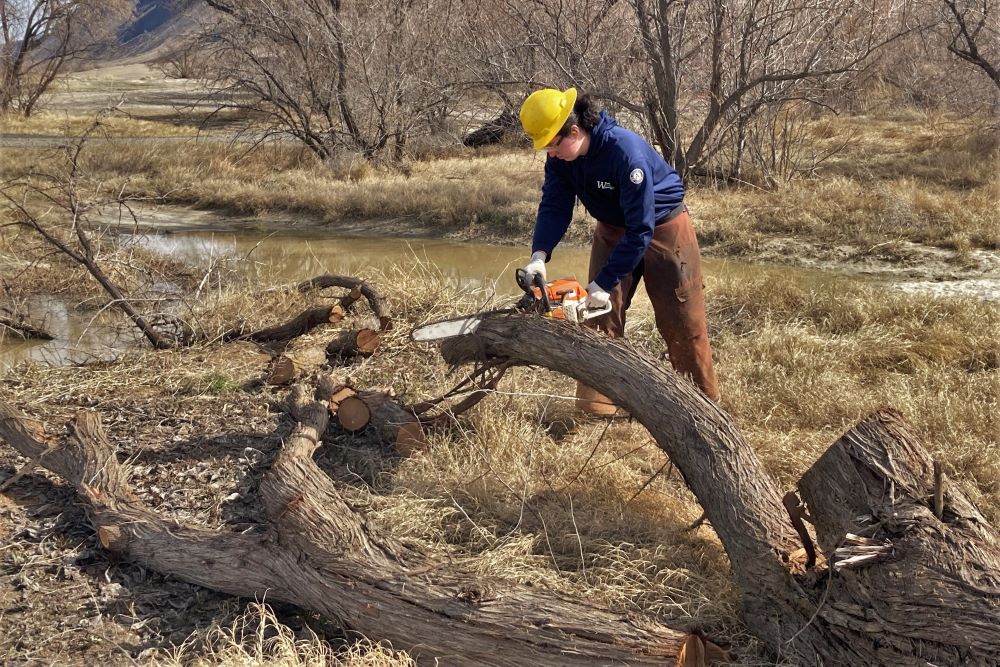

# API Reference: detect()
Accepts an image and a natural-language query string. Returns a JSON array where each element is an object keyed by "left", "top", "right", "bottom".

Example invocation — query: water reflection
[
  {"left": 1, "top": 294, "right": 144, "bottom": 369},
  {"left": 138, "top": 231, "right": 595, "bottom": 289},
  {"left": 2, "top": 225, "right": 850, "bottom": 369}
]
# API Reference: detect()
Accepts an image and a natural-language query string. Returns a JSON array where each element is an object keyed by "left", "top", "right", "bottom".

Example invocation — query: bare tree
[
  {"left": 198, "top": 0, "right": 462, "bottom": 164},
  {"left": 0, "top": 0, "right": 131, "bottom": 116},
  {"left": 942, "top": 0, "right": 1000, "bottom": 90},
  {"left": 477, "top": 0, "right": 906, "bottom": 180},
  {"left": 629, "top": 0, "right": 908, "bottom": 178}
]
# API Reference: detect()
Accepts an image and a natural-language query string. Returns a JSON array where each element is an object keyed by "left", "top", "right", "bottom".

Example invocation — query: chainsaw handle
[
  {"left": 564, "top": 300, "right": 612, "bottom": 323},
  {"left": 514, "top": 268, "right": 551, "bottom": 312}
]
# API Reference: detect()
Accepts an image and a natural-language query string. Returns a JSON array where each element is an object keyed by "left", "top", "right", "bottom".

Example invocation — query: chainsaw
[{"left": 411, "top": 268, "right": 612, "bottom": 341}]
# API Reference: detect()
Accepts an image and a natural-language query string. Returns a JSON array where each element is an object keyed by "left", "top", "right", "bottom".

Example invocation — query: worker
[{"left": 519, "top": 87, "right": 720, "bottom": 411}]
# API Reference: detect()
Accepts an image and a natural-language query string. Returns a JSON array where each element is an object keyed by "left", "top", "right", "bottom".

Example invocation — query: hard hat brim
[{"left": 531, "top": 87, "right": 577, "bottom": 150}]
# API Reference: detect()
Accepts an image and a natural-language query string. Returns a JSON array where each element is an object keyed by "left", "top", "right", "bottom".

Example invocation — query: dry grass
[
  {"left": 693, "top": 113, "right": 1000, "bottom": 254},
  {"left": 3, "top": 109, "right": 997, "bottom": 260},
  {"left": 0, "top": 110, "right": 200, "bottom": 137},
  {"left": 149, "top": 602, "right": 414, "bottom": 667},
  {"left": 3, "top": 255, "right": 997, "bottom": 665}
]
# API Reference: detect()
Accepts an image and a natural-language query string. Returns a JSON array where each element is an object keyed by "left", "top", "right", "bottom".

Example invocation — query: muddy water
[{"left": 2, "top": 223, "right": 844, "bottom": 368}]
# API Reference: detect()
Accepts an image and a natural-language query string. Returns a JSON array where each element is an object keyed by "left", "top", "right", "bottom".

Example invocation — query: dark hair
[{"left": 557, "top": 92, "right": 601, "bottom": 136}]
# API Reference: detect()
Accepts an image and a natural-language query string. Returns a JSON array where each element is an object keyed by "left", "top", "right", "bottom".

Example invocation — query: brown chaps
[{"left": 584, "top": 211, "right": 720, "bottom": 402}]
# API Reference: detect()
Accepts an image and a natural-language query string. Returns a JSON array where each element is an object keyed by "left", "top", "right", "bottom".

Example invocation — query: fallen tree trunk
[
  {"left": 0, "top": 314, "right": 54, "bottom": 340},
  {"left": 4, "top": 312, "right": 997, "bottom": 665},
  {"left": 437, "top": 313, "right": 1000, "bottom": 665},
  {"left": 0, "top": 395, "right": 711, "bottom": 666}
]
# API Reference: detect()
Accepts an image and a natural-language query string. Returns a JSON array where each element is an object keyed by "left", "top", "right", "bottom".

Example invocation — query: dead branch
[{"left": 0, "top": 313, "right": 54, "bottom": 340}]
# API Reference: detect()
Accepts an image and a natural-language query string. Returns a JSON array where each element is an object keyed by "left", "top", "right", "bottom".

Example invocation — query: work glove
[
  {"left": 523, "top": 251, "right": 547, "bottom": 283},
  {"left": 585, "top": 281, "right": 611, "bottom": 310}
]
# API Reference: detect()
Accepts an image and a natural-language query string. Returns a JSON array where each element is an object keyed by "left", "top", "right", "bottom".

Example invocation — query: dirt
[
  {"left": 741, "top": 236, "right": 1000, "bottom": 301},
  {"left": 0, "top": 343, "right": 353, "bottom": 665}
]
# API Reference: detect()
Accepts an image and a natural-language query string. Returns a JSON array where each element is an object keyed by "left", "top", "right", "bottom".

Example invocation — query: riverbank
[{"left": 4, "top": 105, "right": 998, "bottom": 302}]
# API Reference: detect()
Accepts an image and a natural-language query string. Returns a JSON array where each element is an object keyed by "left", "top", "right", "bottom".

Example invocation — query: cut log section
[
  {"left": 267, "top": 335, "right": 330, "bottom": 385},
  {"left": 332, "top": 390, "right": 428, "bottom": 456},
  {"left": 335, "top": 396, "right": 371, "bottom": 433},
  {"left": 327, "top": 328, "right": 381, "bottom": 359}
]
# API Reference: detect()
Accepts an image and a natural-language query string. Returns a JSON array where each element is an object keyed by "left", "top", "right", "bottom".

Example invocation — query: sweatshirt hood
[{"left": 587, "top": 112, "right": 617, "bottom": 155}]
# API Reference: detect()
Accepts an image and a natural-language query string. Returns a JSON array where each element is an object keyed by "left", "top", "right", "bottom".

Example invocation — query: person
[{"left": 518, "top": 87, "right": 720, "bottom": 411}]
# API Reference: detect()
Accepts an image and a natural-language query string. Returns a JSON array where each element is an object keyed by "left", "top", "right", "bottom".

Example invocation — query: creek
[{"left": 0, "top": 208, "right": 953, "bottom": 368}]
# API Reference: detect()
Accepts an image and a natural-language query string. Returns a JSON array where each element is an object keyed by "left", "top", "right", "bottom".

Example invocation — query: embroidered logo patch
[{"left": 629, "top": 168, "right": 644, "bottom": 184}]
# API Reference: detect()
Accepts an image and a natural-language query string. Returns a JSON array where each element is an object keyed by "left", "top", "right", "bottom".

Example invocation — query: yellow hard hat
[{"left": 519, "top": 87, "right": 577, "bottom": 150}]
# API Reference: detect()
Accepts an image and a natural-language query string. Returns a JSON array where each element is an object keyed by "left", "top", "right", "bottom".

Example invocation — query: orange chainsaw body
[{"left": 527, "top": 278, "right": 588, "bottom": 320}]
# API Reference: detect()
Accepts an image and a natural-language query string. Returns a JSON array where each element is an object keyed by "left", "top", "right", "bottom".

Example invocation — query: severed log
[
  {"left": 335, "top": 395, "right": 371, "bottom": 432},
  {"left": 334, "top": 391, "right": 428, "bottom": 457},
  {"left": 436, "top": 313, "right": 1000, "bottom": 666},
  {"left": 297, "top": 275, "right": 387, "bottom": 321},
  {"left": 224, "top": 276, "right": 388, "bottom": 344},
  {"left": 0, "top": 396, "right": 705, "bottom": 666},
  {"left": 267, "top": 334, "right": 331, "bottom": 385},
  {"left": 327, "top": 328, "right": 381, "bottom": 359},
  {"left": 227, "top": 305, "right": 345, "bottom": 344},
  {"left": 0, "top": 314, "right": 54, "bottom": 340}
]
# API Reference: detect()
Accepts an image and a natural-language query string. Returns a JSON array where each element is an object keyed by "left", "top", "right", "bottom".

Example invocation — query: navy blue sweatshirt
[{"left": 531, "top": 112, "right": 685, "bottom": 291}]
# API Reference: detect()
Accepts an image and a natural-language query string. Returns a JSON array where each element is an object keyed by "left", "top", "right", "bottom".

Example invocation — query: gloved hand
[
  {"left": 523, "top": 251, "right": 547, "bottom": 283},
  {"left": 585, "top": 281, "right": 611, "bottom": 310}
]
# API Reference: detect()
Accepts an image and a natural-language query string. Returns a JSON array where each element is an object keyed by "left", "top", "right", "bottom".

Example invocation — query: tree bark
[{"left": 796, "top": 410, "right": 1000, "bottom": 665}]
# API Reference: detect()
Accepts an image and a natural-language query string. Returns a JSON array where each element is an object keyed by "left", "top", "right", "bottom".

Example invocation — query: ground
[{"left": 1, "top": 62, "right": 999, "bottom": 666}]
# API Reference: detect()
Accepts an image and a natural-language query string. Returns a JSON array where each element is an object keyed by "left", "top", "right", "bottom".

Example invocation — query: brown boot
[{"left": 575, "top": 382, "right": 618, "bottom": 417}]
